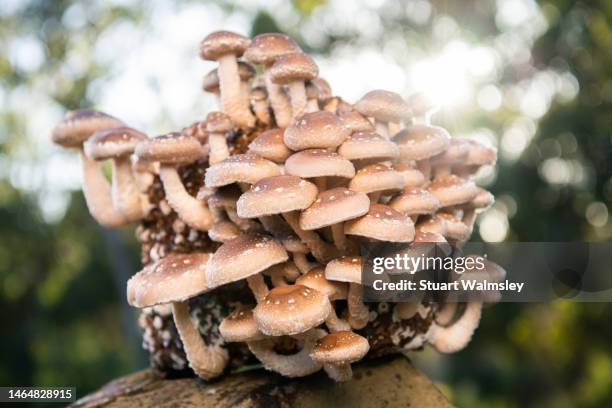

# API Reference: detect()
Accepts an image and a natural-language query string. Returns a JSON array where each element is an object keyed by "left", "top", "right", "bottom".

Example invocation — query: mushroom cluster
[{"left": 51, "top": 31, "right": 501, "bottom": 382}]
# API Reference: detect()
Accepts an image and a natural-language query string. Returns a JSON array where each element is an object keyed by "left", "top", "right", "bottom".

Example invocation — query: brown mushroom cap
[
  {"left": 269, "top": 52, "right": 319, "bottom": 84},
  {"left": 205, "top": 154, "right": 281, "bottom": 187},
  {"left": 471, "top": 187, "right": 494, "bottom": 209},
  {"left": 296, "top": 266, "right": 348, "bottom": 300},
  {"left": 437, "top": 212, "right": 471, "bottom": 241},
  {"left": 243, "top": 33, "right": 301, "bottom": 66},
  {"left": 299, "top": 187, "right": 370, "bottom": 230},
  {"left": 338, "top": 110, "right": 375, "bottom": 133},
  {"left": 84, "top": 126, "right": 147, "bottom": 160},
  {"left": 354, "top": 90, "right": 411, "bottom": 123},
  {"left": 202, "top": 62, "right": 256, "bottom": 93},
  {"left": 394, "top": 162, "right": 426, "bottom": 189},
  {"left": 253, "top": 284, "right": 332, "bottom": 336},
  {"left": 52, "top": 109, "right": 124, "bottom": 148},
  {"left": 284, "top": 111, "right": 350, "bottom": 151},
  {"left": 406, "top": 92, "right": 438, "bottom": 118},
  {"left": 206, "top": 111, "right": 233, "bottom": 133},
  {"left": 393, "top": 125, "right": 451, "bottom": 160},
  {"left": 431, "top": 138, "right": 470, "bottom": 167},
  {"left": 464, "top": 140, "right": 498, "bottom": 166},
  {"left": 428, "top": 175, "right": 479, "bottom": 207},
  {"left": 388, "top": 188, "right": 441, "bottom": 215},
  {"left": 414, "top": 229, "right": 447, "bottom": 243},
  {"left": 348, "top": 164, "right": 404, "bottom": 194},
  {"left": 344, "top": 204, "right": 415, "bottom": 242},
  {"left": 219, "top": 306, "right": 265, "bottom": 342},
  {"left": 199, "top": 30, "right": 250, "bottom": 60},
  {"left": 236, "top": 175, "right": 318, "bottom": 218},
  {"left": 135, "top": 132, "right": 206, "bottom": 164},
  {"left": 209, "top": 220, "right": 241, "bottom": 243},
  {"left": 337, "top": 131, "right": 400, "bottom": 161},
  {"left": 311, "top": 331, "right": 370, "bottom": 364},
  {"left": 206, "top": 233, "right": 288, "bottom": 288},
  {"left": 285, "top": 149, "right": 355, "bottom": 179},
  {"left": 248, "top": 128, "right": 292, "bottom": 163},
  {"left": 310, "top": 78, "right": 332, "bottom": 99},
  {"left": 127, "top": 253, "right": 210, "bottom": 308},
  {"left": 325, "top": 256, "right": 362, "bottom": 284}
]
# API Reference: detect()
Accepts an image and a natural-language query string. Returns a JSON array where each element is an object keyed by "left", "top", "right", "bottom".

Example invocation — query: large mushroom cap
[
  {"left": 236, "top": 175, "right": 318, "bottom": 218},
  {"left": 206, "top": 111, "right": 233, "bottom": 133},
  {"left": 52, "top": 109, "right": 124, "bottom": 148},
  {"left": 84, "top": 126, "right": 147, "bottom": 160},
  {"left": 311, "top": 331, "right": 370, "bottom": 364},
  {"left": 206, "top": 233, "right": 288, "bottom": 288},
  {"left": 428, "top": 174, "right": 479, "bottom": 207},
  {"left": 349, "top": 164, "right": 404, "bottom": 194},
  {"left": 253, "top": 285, "right": 331, "bottom": 336},
  {"left": 219, "top": 306, "right": 265, "bottom": 342},
  {"left": 354, "top": 90, "right": 411, "bottom": 123},
  {"left": 248, "top": 128, "right": 292, "bottom": 163},
  {"left": 296, "top": 266, "right": 348, "bottom": 300},
  {"left": 135, "top": 132, "right": 206, "bottom": 164},
  {"left": 269, "top": 52, "right": 319, "bottom": 84},
  {"left": 285, "top": 149, "right": 355, "bottom": 179},
  {"left": 243, "top": 33, "right": 301, "bottom": 66},
  {"left": 344, "top": 204, "right": 415, "bottom": 242},
  {"left": 127, "top": 253, "right": 211, "bottom": 308},
  {"left": 325, "top": 256, "right": 362, "bottom": 284},
  {"left": 199, "top": 30, "right": 250, "bottom": 60},
  {"left": 393, "top": 125, "right": 451, "bottom": 161},
  {"left": 299, "top": 187, "right": 370, "bottom": 230},
  {"left": 205, "top": 154, "right": 281, "bottom": 187},
  {"left": 284, "top": 111, "right": 350, "bottom": 151},
  {"left": 338, "top": 132, "right": 399, "bottom": 161},
  {"left": 388, "top": 188, "right": 441, "bottom": 215}
]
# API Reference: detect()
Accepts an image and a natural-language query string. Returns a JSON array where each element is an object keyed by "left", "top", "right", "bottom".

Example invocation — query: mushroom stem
[
  {"left": 226, "top": 206, "right": 260, "bottom": 231},
  {"left": 80, "top": 151, "right": 128, "bottom": 228},
  {"left": 462, "top": 208, "right": 477, "bottom": 233},
  {"left": 247, "top": 274, "right": 269, "bottom": 303},
  {"left": 417, "top": 160, "right": 431, "bottom": 180},
  {"left": 111, "top": 156, "right": 143, "bottom": 221},
  {"left": 253, "top": 98, "right": 272, "bottom": 125},
  {"left": 430, "top": 301, "right": 482, "bottom": 353},
  {"left": 218, "top": 54, "right": 255, "bottom": 128},
  {"left": 282, "top": 211, "right": 339, "bottom": 263},
  {"left": 325, "top": 309, "right": 351, "bottom": 332},
  {"left": 305, "top": 97, "right": 319, "bottom": 113},
  {"left": 323, "top": 363, "right": 352, "bottom": 382},
  {"left": 208, "top": 132, "right": 230, "bottom": 164},
  {"left": 293, "top": 252, "right": 314, "bottom": 274},
  {"left": 159, "top": 164, "right": 214, "bottom": 231},
  {"left": 347, "top": 283, "right": 369, "bottom": 329},
  {"left": 265, "top": 72, "right": 292, "bottom": 128},
  {"left": 287, "top": 81, "right": 307, "bottom": 119},
  {"left": 374, "top": 120, "right": 389, "bottom": 139},
  {"left": 331, "top": 223, "right": 347, "bottom": 253},
  {"left": 314, "top": 177, "right": 327, "bottom": 192},
  {"left": 172, "top": 301, "right": 229, "bottom": 380},
  {"left": 368, "top": 191, "right": 382, "bottom": 203}
]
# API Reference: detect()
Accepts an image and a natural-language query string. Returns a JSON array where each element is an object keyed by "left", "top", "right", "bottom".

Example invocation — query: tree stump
[{"left": 72, "top": 355, "right": 453, "bottom": 407}]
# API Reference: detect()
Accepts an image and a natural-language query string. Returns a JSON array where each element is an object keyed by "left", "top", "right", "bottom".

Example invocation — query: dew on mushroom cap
[
  {"left": 285, "top": 149, "right": 355, "bottom": 179},
  {"left": 248, "top": 128, "right": 292, "bottom": 163},
  {"left": 84, "top": 126, "right": 147, "bottom": 160},
  {"left": 299, "top": 187, "right": 369, "bottom": 230},
  {"left": 338, "top": 131, "right": 399, "bottom": 161},
  {"left": 204, "top": 154, "right": 281, "bottom": 188},
  {"left": 283, "top": 111, "right": 351, "bottom": 151},
  {"left": 344, "top": 204, "right": 415, "bottom": 243}
]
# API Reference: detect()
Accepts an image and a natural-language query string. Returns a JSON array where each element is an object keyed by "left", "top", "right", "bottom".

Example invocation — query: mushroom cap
[
  {"left": 208, "top": 185, "right": 241, "bottom": 209},
  {"left": 354, "top": 90, "right": 411, "bottom": 123},
  {"left": 464, "top": 140, "right": 498, "bottom": 166},
  {"left": 206, "top": 111, "right": 233, "bottom": 133},
  {"left": 236, "top": 175, "right": 318, "bottom": 218},
  {"left": 338, "top": 132, "right": 400, "bottom": 161},
  {"left": 283, "top": 111, "right": 350, "bottom": 151},
  {"left": 311, "top": 331, "right": 370, "bottom": 364},
  {"left": 209, "top": 220, "right": 241, "bottom": 243},
  {"left": 349, "top": 164, "right": 404, "bottom": 194},
  {"left": 202, "top": 62, "right": 256, "bottom": 92},
  {"left": 310, "top": 78, "right": 332, "bottom": 99},
  {"left": 219, "top": 306, "right": 265, "bottom": 342},
  {"left": 414, "top": 229, "right": 447, "bottom": 243},
  {"left": 393, "top": 125, "right": 451, "bottom": 161},
  {"left": 394, "top": 163, "right": 426, "bottom": 189},
  {"left": 338, "top": 110, "right": 375, "bottom": 133},
  {"left": 206, "top": 233, "right": 288, "bottom": 288},
  {"left": 248, "top": 128, "right": 292, "bottom": 163},
  {"left": 52, "top": 109, "right": 124, "bottom": 148},
  {"left": 127, "top": 253, "right": 211, "bottom": 308},
  {"left": 471, "top": 187, "right": 494, "bottom": 209},
  {"left": 388, "top": 188, "right": 441, "bottom": 215},
  {"left": 431, "top": 138, "right": 470, "bottom": 166},
  {"left": 325, "top": 256, "right": 362, "bottom": 284},
  {"left": 285, "top": 149, "right": 355, "bottom": 179},
  {"left": 428, "top": 175, "right": 479, "bottom": 207},
  {"left": 416, "top": 215, "right": 448, "bottom": 236},
  {"left": 299, "top": 187, "right": 370, "bottom": 230},
  {"left": 199, "top": 30, "right": 250, "bottom": 60},
  {"left": 344, "top": 204, "right": 415, "bottom": 242},
  {"left": 243, "top": 33, "right": 301, "bottom": 66},
  {"left": 253, "top": 285, "right": 332, "bottom": 336},
  {"left": 437, "top": 212, "right": 471, "bottom": 241},
  {"left": 84, "top": 126, "right": 147, "bottom": 160},
  {"left": 296, "top": 266, "right": 348, "bottom": 300},
  {"left": 135, "top": 133, "right": 206, "bottom": 164},
  {"left": 269, "top": 52, "right": 319, "bottom": 84},
  {"left": 406, "top": 92, "right": 438, "bottom": 118},
  {"left": 205, "top": 154, "right": 281, "bottom": 187}
]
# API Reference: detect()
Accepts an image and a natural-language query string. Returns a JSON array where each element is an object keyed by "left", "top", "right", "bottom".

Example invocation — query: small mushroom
[
  {"left": 406, "top": 92, "right": 438, "bottom": 125},
  {"left": 388, "top": 188, "right": 441, "bottom": 222},
  {"left": 205, "top": 111, "right": 233, "bottom": 164},
  {"left": 393, "top": 125, "right": 451, "bottom": 179},
  {"left": 349, "top": 163, "right": 404, "bottom": 203},
  {"left": 208, "top": 219, "right": 241, "bottom": 243},
  {"left": 325, "top": 256, "right": 369, "bottom": 329},
  {"left": 354, "top": 90, "right": 411, "bottom": 138},
  {"left": 135, "top": 133, "right": 213, "bottom": 231},
  {"left": 338, "top": 110, "right": 375, "bottom": 133},
  {"left": 283, "top": 111, "right": 351, "bottom": 151},
  {"left": 250, "top": 86, "right": 272, "bottom": 125},
  {"left": 248, "top": 128, "right": 292, "bottom": 163},
  {"left": 285, "top": 149, "right": 355, "bottom": 191},
  {"left": 430, "top": 138, "right": 471, "bottom": 178},
  {"left": 429, "top": 302, "right": 482, "bottom": 353},
  {"left": 338, "top": 131, "right": 399, "bottom": 165},
  {"left": 269, "top": 52, "right": 319, "bottom": 119},
  {"left": 427, "top": 174, "right": 479, "bottom": 207},
  {"left": 200, "top": 31, "right": 255, "bottom": 128},
  {"left": 311, "top": 331, "right": 370, "bottom": 381},
  {"left": 219, "top": 306, "right": 265, "bottom": 342},
  {"left": 344, "top": 204, "right": 415, "bottom": 243},
  {"left": 205, "top": 154, "right": 281, "bottom": 188}
]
